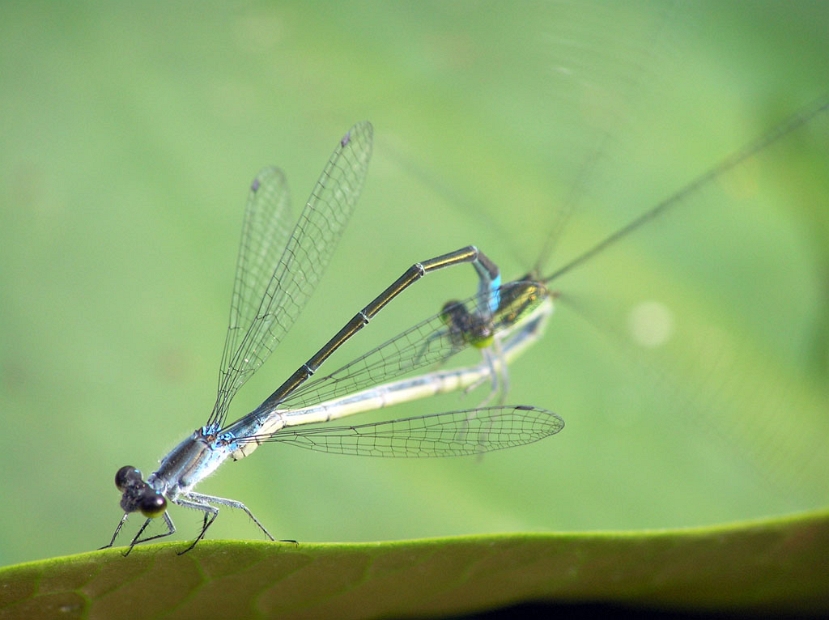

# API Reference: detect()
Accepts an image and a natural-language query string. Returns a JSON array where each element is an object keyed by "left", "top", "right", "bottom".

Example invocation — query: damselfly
[
  {"left": 103, "top": 122, "right": 563, "bottom": 555},
  {"left": 295, "top": 95, "right": 829, "bottom": 427}
]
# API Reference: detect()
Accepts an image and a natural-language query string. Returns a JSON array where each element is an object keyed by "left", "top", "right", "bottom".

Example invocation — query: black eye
[
  {"left": 139, "top": 492, "right": 167, "bottom": 518},
  {"left": 115, "top": 466, "right": 141, "bottom": 491}
]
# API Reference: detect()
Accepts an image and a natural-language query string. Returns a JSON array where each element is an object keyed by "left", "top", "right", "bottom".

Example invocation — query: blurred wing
[
  {"left": 209, "top": 121, "right": 374, "bottom": 427},
  {"left": 257, "top": 405, "right": 564, "bottom": 457}
]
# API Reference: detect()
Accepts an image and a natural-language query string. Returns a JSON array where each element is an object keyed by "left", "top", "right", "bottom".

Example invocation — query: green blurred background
[{"left": 1, "top": 1, "right": 828, "bottom": 566}]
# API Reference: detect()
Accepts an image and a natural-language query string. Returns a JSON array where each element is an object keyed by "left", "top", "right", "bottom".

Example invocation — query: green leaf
[{"left": 2, "top": 510, "right": 827, "bottom": 620}]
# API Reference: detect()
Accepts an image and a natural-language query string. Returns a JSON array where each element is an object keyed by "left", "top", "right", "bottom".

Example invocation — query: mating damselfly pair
[{"left": 104, "top": 97, "right": 829, "bottom": 554}]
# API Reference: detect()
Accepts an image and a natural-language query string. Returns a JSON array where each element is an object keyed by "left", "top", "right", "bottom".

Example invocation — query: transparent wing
[
  {"left": 213, "top": 167, "right": 293, "bottom": 422},
  {"left": 209, "top": 121, "right": 374, "bottom": 427},
  {"left": 280, "top": 281, "right": 545, "bottom": 410},
  {"left": 253, "top": 406, "right": 564, "bottom": 457}
]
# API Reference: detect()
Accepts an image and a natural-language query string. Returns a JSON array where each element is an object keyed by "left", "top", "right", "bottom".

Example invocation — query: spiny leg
[
  {"left": 186, "top": 491, "right": 275, "bottom": 541},
  {"left": 174, "top": 497, "right": 219, "bottom": 555},
  {"left": 175, "top": 492, "right": 275, "bottom": 554},
  {"left": 99, "top": 513, "right": 130, "bottom": 550}
]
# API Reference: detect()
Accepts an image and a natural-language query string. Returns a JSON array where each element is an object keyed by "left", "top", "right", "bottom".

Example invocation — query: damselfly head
[
  {"left": 115, "top": 465, "right": 167, "bottom": 518},
  {"left": 439, "top": 300, "right": 496, "bottom": 348}
]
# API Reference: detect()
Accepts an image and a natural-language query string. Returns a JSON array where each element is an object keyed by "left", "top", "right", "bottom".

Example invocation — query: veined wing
[
  {"left": 213, "top": 167, "right": 293, "bottom": 423},
  {"left": 209, "top": 121, "right": 374, "bottom": 427},
  {"left": 247, "top": 405, "right": 563, "bottom": 457},
  {"left": 278, "top": 280, "right": 546, "bottom": 411}
]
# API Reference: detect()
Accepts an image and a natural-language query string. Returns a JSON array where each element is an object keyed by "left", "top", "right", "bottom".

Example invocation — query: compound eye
[
  {"left": 115, "top": 466, "right": 142, "bottom": 491},
  {"left": 441, "top": 301, "right": 471, "bottom": 330},
  {"left": 139, "top": 492, "right": 167, "bottom": 518}
]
